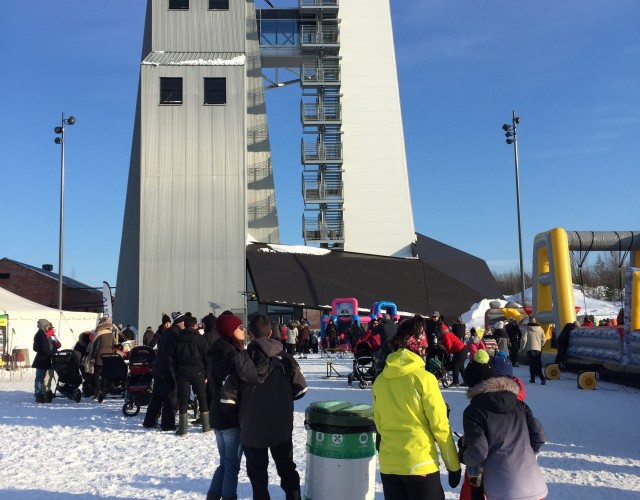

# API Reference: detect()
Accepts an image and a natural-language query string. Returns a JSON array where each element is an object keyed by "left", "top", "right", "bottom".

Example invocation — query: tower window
[
  {"left": 169, "top": 0, "right": 189, "bottom": 10},
  {"left": 160, "top": 77, "right": 183, "bottom": 104},
  {"left": 204, "top": 78, "right": 226, "bottom": 105},
  {"left": 209, "top": 0, "right": 229, "bottom": 9}
]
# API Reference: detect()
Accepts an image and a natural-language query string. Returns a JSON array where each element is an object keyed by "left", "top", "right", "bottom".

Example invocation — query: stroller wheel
[
  {"left": 347, "top": 374, "right": 353, "bottom": 386},
  {"left": 122, "top": 401, "right": 140, "bottom": 417},
  {"left": 73, "top": 389, "right": 82, "bottom": 403},
  {"left": 359, "top": 380, "right": 368, "bottom": 389}
]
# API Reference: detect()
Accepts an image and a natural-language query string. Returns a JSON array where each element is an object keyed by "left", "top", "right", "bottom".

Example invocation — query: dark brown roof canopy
[{"left": 247, "top": 233, "right": 500, "bottom": 320}]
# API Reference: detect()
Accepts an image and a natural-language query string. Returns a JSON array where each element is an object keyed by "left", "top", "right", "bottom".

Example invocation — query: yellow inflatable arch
[{"left": 531, "top": 228, "right": 640, "bottom": 340}]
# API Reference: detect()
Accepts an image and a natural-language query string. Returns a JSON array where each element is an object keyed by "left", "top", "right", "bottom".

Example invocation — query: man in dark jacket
[
  {"left": 425, "top": 311, "right": 445, "bottom": 348},
  {"left": 374, "top": 314, "right": 397, "bottom": 351},
  {"left": 221, "top": 314, "right": 307, "bottom": 500},
  {"left": 451, "top": 317, "right": 466, "bottom": 341},
  {"left": 505, "top": 318, "right": 522, "bottom": 367},
  {"left": 32, "top": 319, "right": 55, "bottom": 403},
  {"left": 143, "top": 311, "right": 183, "bottom": 430},
  {"left": 167, "top": 315, "right": 209, "bottom": 435}
]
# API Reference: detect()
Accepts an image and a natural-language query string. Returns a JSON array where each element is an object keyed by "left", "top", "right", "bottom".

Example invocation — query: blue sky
[{"left": 2, "top": 0, "right": 639, "bottom": 289}]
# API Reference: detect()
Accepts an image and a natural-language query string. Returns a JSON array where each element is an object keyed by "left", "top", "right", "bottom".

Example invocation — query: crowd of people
[{"left": 31, "top": 307, "right": 552, "bottom": 499}]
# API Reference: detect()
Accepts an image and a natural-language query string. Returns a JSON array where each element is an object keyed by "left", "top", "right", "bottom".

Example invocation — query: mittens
[{"left": 448, "top": 468, "right": 461, "bottom": 488}]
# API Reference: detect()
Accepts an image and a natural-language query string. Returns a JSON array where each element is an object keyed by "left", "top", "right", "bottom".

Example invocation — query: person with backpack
[{"left": 221, "top": 314, "right": 307, "bottom": 500}]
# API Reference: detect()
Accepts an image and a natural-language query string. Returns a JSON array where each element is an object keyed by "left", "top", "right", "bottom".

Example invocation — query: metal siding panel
[{"left": 152, "top": 0, "right": 245, "bottom": 52}]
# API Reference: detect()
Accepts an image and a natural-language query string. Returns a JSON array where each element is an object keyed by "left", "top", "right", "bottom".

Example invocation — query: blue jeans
[
  {"left": 34, "top": 368, "right": 52, "bottom": 396},
  {"left": 209, "top": 427, "right": 243, "bottom": 498}
]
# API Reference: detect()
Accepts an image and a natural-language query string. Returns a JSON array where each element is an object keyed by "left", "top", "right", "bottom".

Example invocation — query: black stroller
[
  {"left": 347, "top": 341, "right": 378, "bottom": 389},
  {"left": 51, "top": 349, "right": 83, "bottom": 403},
  {"left": 98, "top": 353, "right": 128, "bottom": 402},
  {"left": 122, "top": 346, "right": 155, "bottom": 417},
  {"left": 426, "top": 344, "right": 453, "bottom": 388}
]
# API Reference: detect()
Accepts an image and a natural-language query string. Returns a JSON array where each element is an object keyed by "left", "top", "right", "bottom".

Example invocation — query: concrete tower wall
[{"left": 339, "top": 0, "right": 416, "bottom": 257}]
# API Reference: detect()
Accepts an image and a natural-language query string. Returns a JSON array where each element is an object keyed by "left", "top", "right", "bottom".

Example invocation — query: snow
[
  {"left": 461, "top": 285, "right": 622, "bottom": 329},
  {"left": 0, "top": 292, "right": 635, "bottom": 498},
  {"left": 1, "top": 355, "right": 639, "bottom": 499},
  {"left": 258, "top": 244, "right": 331, "bottom": 256}
]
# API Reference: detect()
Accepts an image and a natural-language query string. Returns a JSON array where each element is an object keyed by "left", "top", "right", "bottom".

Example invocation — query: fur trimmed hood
[{"left": 466, "top": 376, "right": 520, "bottom": 399}]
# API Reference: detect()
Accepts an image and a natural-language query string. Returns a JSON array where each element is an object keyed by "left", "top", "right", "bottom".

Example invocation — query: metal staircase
[{"left": 299, "top": 0, "right": 344, "bottom": 248}]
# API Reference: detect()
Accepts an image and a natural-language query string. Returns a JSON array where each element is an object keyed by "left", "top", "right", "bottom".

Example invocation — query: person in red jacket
[{"left": 437, "top": 328, "right": 468, "bottom": 387}]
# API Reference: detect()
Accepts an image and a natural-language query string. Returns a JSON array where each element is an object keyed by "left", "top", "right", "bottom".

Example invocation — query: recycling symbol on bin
[
  {"left": 316, "top": 432, "right": 324, "bottom": 442},
  {"left": 359, "top": 433, "right": 368, "bottom": 445},
  {"left": 332, "top": 434, "right": 344, "bottom": 445}
]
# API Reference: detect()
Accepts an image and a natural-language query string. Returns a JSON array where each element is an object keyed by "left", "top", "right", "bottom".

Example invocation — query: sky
[{"left": 2, "top": 0, "right": 639, "bottom": 289}]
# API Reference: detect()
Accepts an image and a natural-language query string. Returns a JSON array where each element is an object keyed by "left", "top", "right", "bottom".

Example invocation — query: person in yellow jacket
[{"left": 373, "top": 315, "right": 461, "bottom": 499}]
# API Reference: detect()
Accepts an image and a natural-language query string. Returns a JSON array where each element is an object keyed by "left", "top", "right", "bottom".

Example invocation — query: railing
[
  {"left": 301, "top": 101, "right": 342, "bottom": 123},
  {"left": 300, "top": 25, "right": 340, "bottom": 46},
  {"left": 301, "top": 64, "right": 340, "bottom": 86},
  {"left": 302, "top": 217, "right": 344, "bottom": 243},
  {"left": 302, "top": 176, "right": 344, "bottom": 202},
  {"left": 301, "top": 139, "right": 343, "bottom": 162},
  {"left": 300, "top": 0, "right": 339, "bottom": 9}
]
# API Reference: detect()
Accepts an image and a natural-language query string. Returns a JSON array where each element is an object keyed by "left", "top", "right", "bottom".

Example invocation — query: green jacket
[{"left": 372, "top": 348, "right": 460, "bottom": 475}]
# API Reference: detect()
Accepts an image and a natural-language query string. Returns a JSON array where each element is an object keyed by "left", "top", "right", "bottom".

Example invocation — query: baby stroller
[
  {"left": 51, "top": 349, "right": 83, "bottom": 403},
  {"left": 347, "top": 341, "right": 378, "bottom": 389},
  {"left": 98, "top": 353, "right": 128, "bottom": 402},
  {"left": 122, "top": 345, "right": 155, "bottom": 417},
  {"left": 426, "top": 344, "right": 453, "bottom": 388}
]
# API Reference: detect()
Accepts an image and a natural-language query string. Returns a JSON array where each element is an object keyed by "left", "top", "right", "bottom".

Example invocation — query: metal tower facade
[{"left": 116, "top": 0, "right": 279, "bottom": 328}]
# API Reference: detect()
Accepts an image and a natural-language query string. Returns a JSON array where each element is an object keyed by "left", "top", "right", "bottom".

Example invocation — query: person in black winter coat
[
  {"left": 202, "top": 313, "right": 218, "bottom": 349},
  {"left": 206, "top": 312, "right": 245, "bottom": 500},
  {"left": 221, "top": 314, "right": 307, "bottom": 500},
  {"left": 462, "top": 350, "right": 548, "bottom": 500},
  {"left": 374, "top": 314, "right": 398, "bottom": 363},
  {"left": 167, "top": 315, "right": 210, "bottom": 435},
  {"left": 505, "top": 318, "right": 522, "bottom": 366},
  {"left": 32, "top": 319, "right": 57, "bottom": 403},
  {"left": 143, "top": 311, "right": 183, "bottom": 431},
  {"left": 451, "top": 317, "right": 466, "bottom": 341}
]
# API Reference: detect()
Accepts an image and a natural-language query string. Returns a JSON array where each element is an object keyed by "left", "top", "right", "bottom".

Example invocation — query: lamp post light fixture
[
  {"left": 54, "top": 113, "right": 76, "bottom": 312},
  {"left": 502, "top": 111, "right": 526, "bottom": 305}
]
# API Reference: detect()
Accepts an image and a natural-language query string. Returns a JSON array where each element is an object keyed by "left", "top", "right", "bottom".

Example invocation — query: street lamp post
[
  {"left": 502, "top": 111, "right": 526, "bottom": 304},
  {"left": 54, "top": 113, "right": 76, "bottom": 312}
]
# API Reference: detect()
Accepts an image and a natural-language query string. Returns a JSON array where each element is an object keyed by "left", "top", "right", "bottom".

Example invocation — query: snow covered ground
[{"left": 1, "top": 354, "right": 639, "bottom": 499}]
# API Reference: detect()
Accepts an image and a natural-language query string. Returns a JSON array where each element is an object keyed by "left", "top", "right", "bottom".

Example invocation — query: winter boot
[
  {"left": 201, "top": 411, "right": 212, "bottom": 433},
  {"left": 541, "top": 377, "right": 546, "bottom": 385},
  {"left": 35, "top": 395, "right": 45, "bottom": 403},
  {"left": 206, "top": 493, "right": 222, "bottom": 500},
  {"left": 176, "top": 413, "right": 189, "bottom": 436},
  {"left": 45, "top": 390, "right": 54, "bottom": 403}
]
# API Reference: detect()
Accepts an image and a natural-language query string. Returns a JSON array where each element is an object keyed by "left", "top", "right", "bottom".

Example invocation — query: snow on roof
[
  {"left": 258, "top": 244, "right": 331, "bottom": 256},
  {"left": 142, "top": 52, "right": 245, "bottom": 66}
]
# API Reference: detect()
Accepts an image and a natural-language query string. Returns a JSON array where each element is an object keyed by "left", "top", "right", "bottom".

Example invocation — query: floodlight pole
[
  {"left": 54, "top": 113, "right": 75, "bottom": 312},
  {"left": 509, "top": 111, "right": 526, "bottom": 304}
]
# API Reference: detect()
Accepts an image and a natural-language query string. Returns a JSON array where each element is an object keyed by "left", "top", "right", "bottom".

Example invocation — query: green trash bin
[{"left": 304, "top": 401, "right": 377, "bottom": 500}]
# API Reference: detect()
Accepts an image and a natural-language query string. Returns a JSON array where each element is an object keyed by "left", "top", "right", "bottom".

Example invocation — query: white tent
[{"left": 0, "top": 287, "right": 99, "bottom": 366}]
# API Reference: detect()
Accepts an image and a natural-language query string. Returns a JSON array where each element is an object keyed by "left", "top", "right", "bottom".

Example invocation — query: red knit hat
[{"left": 216, "top": 314, "right": 243, "bottom": 339}]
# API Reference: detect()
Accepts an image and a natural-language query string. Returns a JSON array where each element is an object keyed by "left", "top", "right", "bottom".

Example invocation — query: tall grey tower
[
  {"left": 116, "top": 0, "right": 278, "bottom": 327},
  {"left": 116, "top": 0, "right": 415, "bottom": 328}
]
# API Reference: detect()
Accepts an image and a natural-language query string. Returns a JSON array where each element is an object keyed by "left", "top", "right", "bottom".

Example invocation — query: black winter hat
[
  {"left": 202, "top": 313, "right": 217, "bottom": 331},
  {"left": 463, "top": 350, "right": 496, "bottom": 387},
  {"left": 162, "top": 313, "right": 171, "bottom": 324}
]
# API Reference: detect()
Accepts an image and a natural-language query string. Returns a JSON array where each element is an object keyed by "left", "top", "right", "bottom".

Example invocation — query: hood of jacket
[
  {"left": 466, "top": 376, "right": 520, "bottom": 414},
  {"left": 380, "top": 348, "right": 425, "bottom": 379},
  {"left": 174, "top": 327, "right": 201, "bottom": 344},
  {"left": 237, "top": 337, "right": 286, "bottom": 384}
]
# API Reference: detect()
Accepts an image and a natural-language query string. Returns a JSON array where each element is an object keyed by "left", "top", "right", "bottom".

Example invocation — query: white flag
[{"left": 102, "top": 281, "right": 113, "bottom": 320}]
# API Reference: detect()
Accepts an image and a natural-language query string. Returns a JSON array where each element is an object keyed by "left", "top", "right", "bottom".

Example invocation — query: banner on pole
[{"left": 102, "top": 282, "right": 113, "bottom": 320}]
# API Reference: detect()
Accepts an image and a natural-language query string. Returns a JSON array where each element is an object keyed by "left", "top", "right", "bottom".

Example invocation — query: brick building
[{"left": 0, "top": 258, "right": 103, "bottom": 313}]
